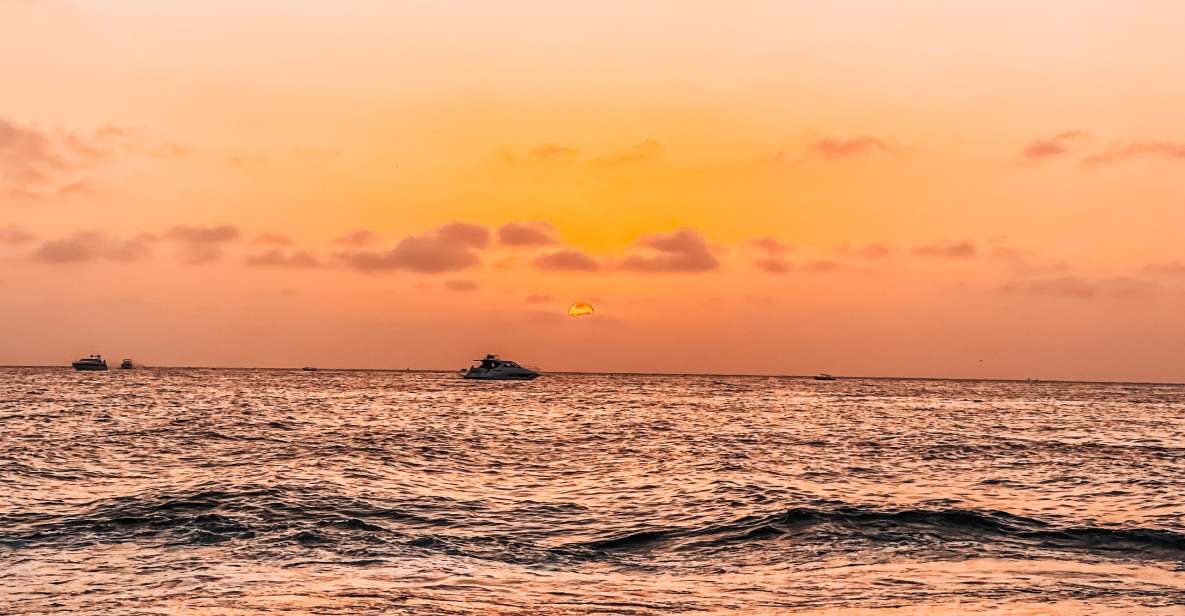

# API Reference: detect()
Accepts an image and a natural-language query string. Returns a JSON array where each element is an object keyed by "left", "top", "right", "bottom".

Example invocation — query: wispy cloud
[
  {"left": 810, "top": 136, "right": 897, "bottom": 160},
  {"left": 1143, "top": 261, "right": 1185, "bottom": 276},
  {"left": 444, "top": 279, "right": 478, "bottom": 292},
  {"left": 245, "top": 250, "right": 320, "bottom": 268},
  {"left": 0, "top": 117, "right": 118, "bottom": 199},
  {"left": 530, "top": 143, "right": 579, "bottom": 161},
  {"left": 32, "top": 231, "right": 156, "bottom": 264},
  {"left": 1002, "top": 276, "right": 1158, "bottom": 300},
  {"left": 1083, "top": 141, "right": 1185, "bottom": 165},
  {"left": 1022, "top": 130, "right": 1091, "bottom": 160},
  {"left": 592, "top": 139, "right": 663, "bottom": 166},
  {"left": 331, "top": 230, "right": 380, "bottom": 246},
  {"left": 0, "top": 225, "right": 35, "bottom": 245},
  {"left": 911, "top": 240, "right": 977, "bottom": 259},
  {"left": 838, "top": 242, "right": 893, "bottom": 259},
  {"left": 750, "top": 236, "right": 793, "bottom": 273},
  {"left": 166, "top": 224, "right": 241, "bottom": 264},
  {"left": 253, "top": 232, "right": 293, "bottom": 246}
]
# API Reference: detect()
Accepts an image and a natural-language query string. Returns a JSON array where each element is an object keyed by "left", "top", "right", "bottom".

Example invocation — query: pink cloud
[
  {"left": 436, "top": 222, "right": 490, "bottom": 248},
  {"left": 444, "top": 279, "right": 478, "bottom": 292},
  {"left": 1022, "top": 130, "right": 1091, "bottom": 160},
  {"left": 754, "top": 257, "right": 790, "bottom": 274},
  {"left": 592, "top": 139, "right": 663, "bottom": 166},
  {"left": 530, "top": 143, "right": 579, "bottom": 161},
  {"left": 166, "top": 224, "right": 242, "bottom": 264},
  {"left": 618, "top": 228, "right": 720, "bottom": 273},
  {"left": 750, "top": 236, "right": 793, "bottom": 255},
  {"left": 1002, "top": 276, "right": 1158, "bottom": 300},
  {"left": 245, "top": 250, "right": 320, "bottom": 268},
  {"left": 1144, "top": 261, "right": 1185, "bottom": 276},
  {"left": 802, "top": 259, "right": 841, "bottom": 272},
  {"left": 331, "top": 230, "right": 380, "bottom": 246},
  {"left": 0, "top": 225, "right": 35, "bottom": 245},
  {"left": 254, "top": 232, "right": 293, "bottom": 245},
  {"left": 1084, "top": 141, "right": 1185, "bottom": 165},
  {"left": 533, "top": 249, "right": 601, "bottom": 272},
  {"left": 0, "top": 117, "right": 117, "bottom": 198},
  {"left": 839, "top": 242, "right": 893, "bottom": 259},
  {"left": 32, "top": 231, "right": 156, "bottom": 264},
  {"left": 911, "top": 240, "right": 977, "bottom": 259},
  {"left": 497, "top": 221, "right": 559, "bottom": 247},
  {"left": 337, "top": 222, "right": 488, "bottom": 273},
  {"left": 810, "top": 136, "right": 897, "bottom": 159}
]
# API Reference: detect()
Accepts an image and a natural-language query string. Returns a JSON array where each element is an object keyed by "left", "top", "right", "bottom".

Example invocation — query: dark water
[{"left": 3, "top": 369, "right": 1185, "bottom": 614}]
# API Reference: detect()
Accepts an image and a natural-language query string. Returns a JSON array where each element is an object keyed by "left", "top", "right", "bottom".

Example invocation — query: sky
[{"left": 2, "top": 1, "right": 1185, "bottom": 380}]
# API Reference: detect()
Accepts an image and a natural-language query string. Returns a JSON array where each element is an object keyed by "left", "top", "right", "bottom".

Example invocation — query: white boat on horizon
[
  {"left": 460, "top": 355, "right": 540, "bottom": 380},
  {"left": 72, "top": 355, "right": 108, "bottom": 371}
]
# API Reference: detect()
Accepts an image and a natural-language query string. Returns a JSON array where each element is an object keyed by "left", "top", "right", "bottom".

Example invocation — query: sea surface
[{"left": 2, "top": 368, "right": 1185, "bottom": 614}]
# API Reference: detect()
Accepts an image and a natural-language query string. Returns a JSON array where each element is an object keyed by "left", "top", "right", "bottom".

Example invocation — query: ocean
[{"left": 2, "top": 368, "right": 1184, "bottom": 614}]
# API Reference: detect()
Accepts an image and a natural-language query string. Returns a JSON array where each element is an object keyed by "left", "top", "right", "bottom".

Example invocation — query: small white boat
[
  {"left": 814, "top": 373, "right": 836, "bottom": 381},
  {"left": 72, "top": 355, "right": 108, "bottom": 371},
  {"left": 460, "top": 355, "right": 540, "bottom": 380},
  {"left": 119, "top": 359, "right": 134, "bottom": 369}
]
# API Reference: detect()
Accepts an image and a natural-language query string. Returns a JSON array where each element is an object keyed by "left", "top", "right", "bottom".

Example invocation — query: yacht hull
[
  {"left": 460, "top": 370, "right": 539, "bottom": 381},
  {"left": 73, "top": 363, "right": 108, "bottom": 371}
]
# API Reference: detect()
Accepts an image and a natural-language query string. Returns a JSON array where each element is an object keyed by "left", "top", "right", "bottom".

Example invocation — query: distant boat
[
  {"left": 460, "top": 354, "right": 540, "bottom": 380},
  {"left": 119, "top": 359, "right": 134, "bottom": 369},
  {"left": 814, "top": 373, "right": 837, "bottom": 381},
  {"left": 301, "top": 367, "right": 318, "bottom": 372},
  {"left": 72, "top": 355, "right": 108, "bottom": 371}
]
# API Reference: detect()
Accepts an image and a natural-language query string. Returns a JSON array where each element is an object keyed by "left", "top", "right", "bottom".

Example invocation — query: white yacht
[
  {"left": 72, "top": 355, "right": 108, "bottom": 371},
  {"left": 460, "top": 355, "right": 540, "bottom": 380}
]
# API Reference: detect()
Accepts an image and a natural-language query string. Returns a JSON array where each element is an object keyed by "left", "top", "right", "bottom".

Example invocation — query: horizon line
[{"left": 3, "top": 364, "right": 1182, "bottom": 387}]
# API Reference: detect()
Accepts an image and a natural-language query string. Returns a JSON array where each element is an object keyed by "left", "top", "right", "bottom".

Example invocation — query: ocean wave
[
  {"left": 4, "top": 488, "right": 1184, "bottom": 566},
  {"left": 574, "top": 506, "right": 1185, "bottom": 561}
]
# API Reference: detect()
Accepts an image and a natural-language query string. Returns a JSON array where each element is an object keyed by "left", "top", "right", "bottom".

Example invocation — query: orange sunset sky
[{"left": 3, "top": 1, "right": 1185, "bottom": 381}]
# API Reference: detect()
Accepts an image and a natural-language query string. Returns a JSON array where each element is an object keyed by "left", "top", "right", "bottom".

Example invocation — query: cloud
[
  {"left": 750, "top": 236, "right": 793, "bottom": 255},
  {"left": 592, "top": 139, "right": 663, "bottom": 166},
  {"left": 0, "top": 225, "right": 35, "bottom": 245},
  {"left": 253, "top": 232, "right": 293, "bottom": 246},
  {"left": 838, "top": 242, "right": 893, "bottom": 259},
  {"left": 530, "top": 143, "right": 579, "bottom": 161},
  {"left": 1022, "top": 130, "right": 1091, "bottom": 160},
  {"left": 749, "top": 237, "right": 793, "bottom": 273},
  {"left": 525, "top": 294, "right": 553, "bottom": 304},
  {"left": 810, "top": 136, "right": 897, "bottom": 159},
  {"left": 32, "top": 231, "right": 156, "bottom": 264},
  {"left": 801, "top": 259, "right": 841, "bottom": 272},
  {"left": 619, "top": 228, "right": 720, "bottom": 273},
  {"left": 1084, "top": 141, "right": 1185, "bottom": 165},
  {"left": 337, "top": 222, "right": 488, "bottom": 273},
  {"left": 1, "top": 117, "right": 116, "bottom": 198},
  {"left": 754, "top": 257, "right": 790, "bottom": 273},
  {"left": 1144, "top": 262, "right": 1185, "bottom": 276},
  {"left": 436, "top": 222, "right": 490, "bottom": 248},
  {"left": 497, "top": 221, "right": 559, "bottom": 247},
  {"left": 444, "top": 279, "right": 478, "bottom": 292},
  {"left": 911, "top": 240, "right": 977, "bottom": 259},
  {"left": 533, "top": 249, "right": 601, "bottom": 272},
  {"left": 245, "top": 250, "right": 320, "bottom": 268},
  {"left": 331, "top": 229, "right": 380, "bottom": 246},
  {"left": 166, "top": 224, "right": 242, "bottom": 264},
  {"left": 1002, "top": 276, "right": 1158, "bottom": 300}
]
